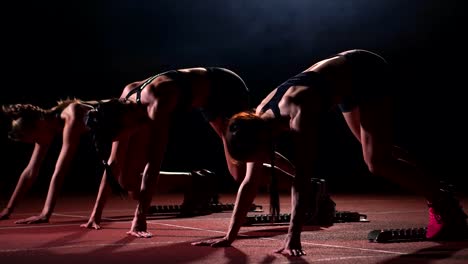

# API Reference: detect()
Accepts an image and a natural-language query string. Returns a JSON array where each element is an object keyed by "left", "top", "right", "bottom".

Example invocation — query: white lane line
[
  {"left": 150, "top": 221, "right": 406, "bottom": 255},
  {"left": 4, "top": 209, "right": 136, "bottom": 216},
  {"left": 0, "top": 223, "right": 85, "bottom": 230},
  {"left": 0, "top": 214, "right": 122, "bottom": 230},
  {"left": 0, "top": 212, "right": 411, "bottom": 256},
  {"left": 365, "top": 210, "right": 425, "bottom": 214},
  {"left": 314, "top": 255, "right": 382, "bottom": 262},
  {"left": 0, "top": 241, "right": 179, "bottom": 253}
]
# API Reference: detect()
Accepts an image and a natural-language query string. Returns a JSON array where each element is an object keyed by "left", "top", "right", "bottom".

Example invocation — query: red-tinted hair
[{"left": 225, "top": 111, "right": 270, "bottom": 161}]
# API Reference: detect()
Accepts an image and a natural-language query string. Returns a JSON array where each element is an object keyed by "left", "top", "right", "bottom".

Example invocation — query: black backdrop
[{"left": 1, "top": 0, "right": 467, "bottom": 198}]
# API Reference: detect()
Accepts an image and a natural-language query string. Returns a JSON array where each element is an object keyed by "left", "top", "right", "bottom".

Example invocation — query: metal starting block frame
[
  {"left": 368, "top": 227, "right": 468, "bottom": 243},
  {"left": 148, "top": 203, "right": 263, "bottom": 214},
  {"left": 368, "top": 228, "right": 427, "bottom": 243},
  {"left": 242, "top": 178, "right": 368, "bottom": 226},
  {"left": 243, "top": 211, "right": 368, "bottom": 226}
]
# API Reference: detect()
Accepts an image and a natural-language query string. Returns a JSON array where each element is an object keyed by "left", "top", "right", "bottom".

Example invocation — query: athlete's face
[{"left": 8, "top": 117, "right": 42, "bottom": 143}]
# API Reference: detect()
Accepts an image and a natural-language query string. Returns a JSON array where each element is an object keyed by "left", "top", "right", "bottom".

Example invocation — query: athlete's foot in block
[
  {"left": 15, "top": 214, "right": 49, "bottom": 224},
  {"left": 127, "top": 216, "right": 152, "bottom": 238},
  {"left": 426, "top": 190, "right": 468, "bottom": 240},
  {"left": 80, "top": 218, "right": 102, "bottom": 230},
  {"left": 426, "top": 209, "right": 468, "bottom": 240}
]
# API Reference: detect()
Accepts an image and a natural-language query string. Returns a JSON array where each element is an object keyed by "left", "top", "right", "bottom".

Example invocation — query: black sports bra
[
  {"left": 124, "top": 70, "right": 188, "bottom": 104},
  {"left": 260, "top": 71, "right": 327, "bottom": 117}
]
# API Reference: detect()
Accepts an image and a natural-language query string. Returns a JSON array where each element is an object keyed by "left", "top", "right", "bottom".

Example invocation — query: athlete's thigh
[
  {"left": 359, "top": 96, "right": 393, "bottom": 163},
  {"left": 121, "top": 125, "right": 151, "bottom": 190}
]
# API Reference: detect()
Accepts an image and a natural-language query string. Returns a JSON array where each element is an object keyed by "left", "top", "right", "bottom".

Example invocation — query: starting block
[
  {"left": 368, "top": 227, "right": 427, "bottom": 243},
  {"left": 243, "top": 211, "right": 368, "bottom": 226},
  {"left": 334, "top": 211, "right": 369, "bottom": 223},
  {"left": 148, "top": 169, "right": 263, "bottom": 216},
  {"left": 368, "top": 227, "right": 468, "bottom": 243},
  {"left": 243, "top": 178, "right": 368, "bottom": 226},
  {"left": 149, "top": 203, "right": 263, "bottom": 215}
]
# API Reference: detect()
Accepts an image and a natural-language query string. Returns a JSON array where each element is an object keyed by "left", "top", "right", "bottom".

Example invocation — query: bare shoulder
[
  {"left": 60, "top": 102, "right": 92, "bottom": 123},
  {"left": 177, "top": 67, "right": 207, "bottom": 73},
  {"left": 255, "top": 88, "right": 279, "bottom": 114},
  {"left": 307, "top": 55, "right": 347, "bottom": 73}
]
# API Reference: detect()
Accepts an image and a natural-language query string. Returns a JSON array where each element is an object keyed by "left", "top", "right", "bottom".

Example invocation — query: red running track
[{"left": 0, "top": 193, "right": 467, "bottom": 264}]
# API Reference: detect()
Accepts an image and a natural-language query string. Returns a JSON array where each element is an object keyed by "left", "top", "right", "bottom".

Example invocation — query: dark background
[{"left": 0, "top": 0, "right": 467, "bottom": 199}]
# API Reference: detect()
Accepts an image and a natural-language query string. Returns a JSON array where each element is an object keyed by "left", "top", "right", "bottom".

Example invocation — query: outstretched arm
[
  {"left": 80, "top": 169, "right": 111, "bottom": 229},
  {"left": 0, "top": 143, "right": 50, "bottom": 220},
  {"left": 275, "top": 101, "right": 320, "bottom": 256},
  {"left": 81, "top": 137, "right": 130, "bottom": 229},
  {"left": 275, "top": 162, "right": 310, "bottom": 256},
  {"left": 127, "top": 86, "right": 177, "bottom": 238},
  {"left": 15, "top": 111, "right": 84, "bottom": 224},
  {"left": 192, "top": 161, "right": 263, "bottom": 247}
]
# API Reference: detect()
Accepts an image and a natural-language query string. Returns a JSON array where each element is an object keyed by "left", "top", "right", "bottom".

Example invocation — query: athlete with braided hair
[{"left": 0, "top": 99, "right": 200, "bottom": 227}]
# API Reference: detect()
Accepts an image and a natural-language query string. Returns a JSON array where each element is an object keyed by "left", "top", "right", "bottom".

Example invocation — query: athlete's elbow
[{"left": 22, "top": 167, "right": 39, "bottom": 179}]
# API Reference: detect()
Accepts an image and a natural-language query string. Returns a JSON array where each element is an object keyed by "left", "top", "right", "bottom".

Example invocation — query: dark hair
[{"left": 85, "top": 98, "right": 129, "bottom": 198}]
